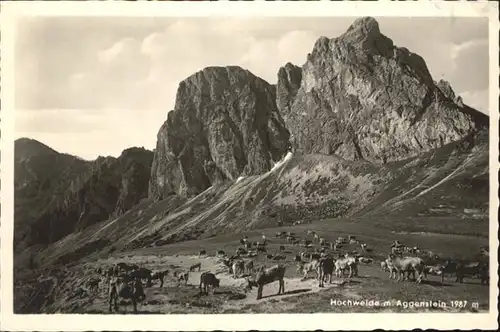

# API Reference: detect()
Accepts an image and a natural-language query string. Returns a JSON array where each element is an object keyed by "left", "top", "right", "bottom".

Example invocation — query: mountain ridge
[{"left": 14, "top": 138, "right": 154, "bottom": 251}]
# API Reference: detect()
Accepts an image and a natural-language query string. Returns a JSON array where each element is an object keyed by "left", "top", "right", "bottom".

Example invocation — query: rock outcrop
[
  {"left": 436, "top": 79, "right": 465, "bottom": 107},
  {"left": 276, "top": 62, "right": 303, "bottom": 125},
  {"left": 277, "top": 17, "right": 488, "bottom": 163},
  {"left": 14, "top": 139, "right": 153, "bottom": 250},
  {"left": 149, "top": 66, "right": 290, "bottom": 200}
]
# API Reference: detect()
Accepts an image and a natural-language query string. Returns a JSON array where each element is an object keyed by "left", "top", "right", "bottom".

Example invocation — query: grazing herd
[{"left": 82, "top": 228, "right": 488, "bottom": 313}]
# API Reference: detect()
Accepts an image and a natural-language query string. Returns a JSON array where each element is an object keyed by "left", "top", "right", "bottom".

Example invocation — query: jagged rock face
[
  {"left": 276, "top": 62, "right": 303, "bottom": 127},
  {"left": 14, "top": 139, "right": 153, "bottom": 249},
  {"left": 436, "top": 79, "right": 465, "bottom": 107},
  {"left": 113, "top": 148, "right": 154, "bottom": 216},
  {"left": 279, "top": 17, "right": 488, "bottom": 163},
  {"left": 149, "top": 66, "right": 290, "bottom": 199}
]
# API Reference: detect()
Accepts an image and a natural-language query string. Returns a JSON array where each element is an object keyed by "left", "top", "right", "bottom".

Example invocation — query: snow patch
[{"left": 269, "top": 152, "right": 293, "bottom": 173}]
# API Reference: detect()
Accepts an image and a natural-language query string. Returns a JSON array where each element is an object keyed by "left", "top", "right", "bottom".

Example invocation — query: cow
[
  {"left": 87, "top": 277, "right": 100, "bottom": 294},
  {"left": 314, "top": 234, "right": 320, "bottom": 242},
  {"left": 432, "top": 260, "right": 459, "bottom": 283},
  {"left": 455, "top": 261, "right": 488, "bottom": 285},
  {"left": 256, "top": 246, "right": 267, "bottom": 253},
  {"left": 173, "top": 271, "right": 189, "bottom": 284},
  {"left": 360, "top": 243, "right": 368, "bottom": 252},
  {"left": 335, "top": 256, "right": 358, "bottom": 278},
  {"left": 385, "top": 255, "right": 425, "bottom": 283},
  {"left": 318, "top": 257, "right": 335, "bottom": 287},
  {"left": 279, "top": 245, "right": 286, "bottom": 252},
  {"left": 380, "top": 260, "right": 389, "bottom": 272},
  {"left": 128, "top": 267, "right": 153, "bottom": 287},
  {"left": 151, "top": 270, "right": 168, "bottom": 287},
  {"left": 235, "top": 247, "right": 247, "bottom": 256},
  {"left": 246, "top": 264, "right": 286, "bottom": 300},
  {"left": 296, "top": 260, "right": 320, "bottom": 280},
  {"left": 294, "top": 255, "right": 302, "bottom": 262},
  {"left": 232, "top": 260, "right": 245, "bottom": 278},
  {"left": 245, "top": 260, "right": 254, "bottom": 274},
  {"left": 319, "top": 238, "right": 326, "bottom": 246},
  {"left": 189, "top": 263, "right": 202, "bottom": 272},
  {"left": 199, "top": 272, "right": 220, "bottom": 295},
  {"left": 108, "top": 276, "right": 145, "bottom": 313},
  {"left": 199, "top": 250, "right": 207, "bottom": 257},
  {"left": 246, "top": 250, "right": 258, "bottom": 258},
  {"left": 105, "top": 266, "right": 116, "bottom": 278},
  {"left": 216, "top": 250, "right": 226, "bottom": 257},
  {"left": 479, "top": 246, "right": 489, "bottom": 257}
]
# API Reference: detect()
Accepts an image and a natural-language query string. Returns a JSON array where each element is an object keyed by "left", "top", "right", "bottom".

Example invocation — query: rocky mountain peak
[
  {"left": 436, "top": 79, "right": 464, "bottom": 107},
  {"left": 341, "top": 16, "right": 386, "bottom": 50},
  {"left": 277, "top": 16, "right": 488, "bottom": 164},
  {"left": 149, "top": 65, "right": 290, "bottom": 200}
]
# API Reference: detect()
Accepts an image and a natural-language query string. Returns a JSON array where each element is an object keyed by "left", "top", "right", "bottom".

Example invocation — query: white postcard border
[{"left": 1, "top": 1, "right": 498, "bottom": 331}]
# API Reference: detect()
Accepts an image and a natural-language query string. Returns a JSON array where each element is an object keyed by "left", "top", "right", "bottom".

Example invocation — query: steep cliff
[
  {"left": 277, "top": 17, "right": 488, "bottom": 163},
  {"left": 149, "top": 66, "right": 290, "bottom": 200}
]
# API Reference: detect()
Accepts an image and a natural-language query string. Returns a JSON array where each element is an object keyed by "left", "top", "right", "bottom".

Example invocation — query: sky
[{"left": 14, "top": 16, "right": 489, "bottom": 160}]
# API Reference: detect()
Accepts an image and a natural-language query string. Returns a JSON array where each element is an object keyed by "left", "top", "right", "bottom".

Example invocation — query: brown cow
[
  {"left": 456, "top": 261, "right": 488, "bottom": 284},
  {"left": 318, "top": 257, "right": 335, "bottom": 287},
  {"left": 246, "top": 264, "right": 286, "bottom": 300},
  {"left": 108, "top": 277, "right": 145, "bottom": 313},
  {"left": 199, "top": 272, "right": 220, "bottom": 295}
]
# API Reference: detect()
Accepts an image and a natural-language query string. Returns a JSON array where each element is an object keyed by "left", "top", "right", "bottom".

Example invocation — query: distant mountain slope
[
  {"left": 37, "top": 133, "right": 488, "bottom": 267},
  {"left": 14, "top": 138, "right": 92, "bottom": 250},
  {"left": 14, "top": 139, "right": 154, "bottom": 251},
  {"left": 277, "top": 17, "right": 488, "bottom": 163}
]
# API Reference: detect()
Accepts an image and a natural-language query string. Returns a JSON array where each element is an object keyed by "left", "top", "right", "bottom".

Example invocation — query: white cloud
[
  {"left": 98, "top": 37, "right": 137, "bottom": 63},
  {"left": 449, "top": 38, "right": 489, "bottom": 95}
]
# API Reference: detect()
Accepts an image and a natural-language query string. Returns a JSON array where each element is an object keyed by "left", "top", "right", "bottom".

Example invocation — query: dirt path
[{"left": 80, "top": 254, "right": 357, "bottom": 313}]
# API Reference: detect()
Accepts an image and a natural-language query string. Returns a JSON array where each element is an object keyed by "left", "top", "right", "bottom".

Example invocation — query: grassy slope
[
  {"left": 15, "top": 219, "right": 489, "bottom": 313},
  {"left": 26, "top": 137, "right": 488, "bottom": 269}
]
